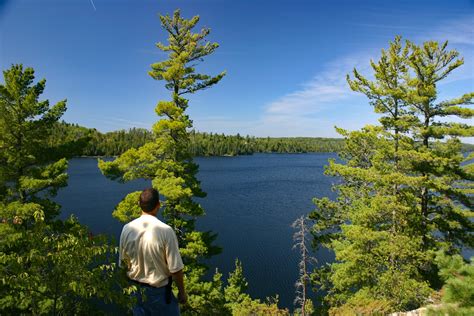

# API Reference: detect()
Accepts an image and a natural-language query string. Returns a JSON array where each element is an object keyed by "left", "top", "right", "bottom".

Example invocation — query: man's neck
[{"left": 141, "top": 211, "right": 157, "bottom": 217}]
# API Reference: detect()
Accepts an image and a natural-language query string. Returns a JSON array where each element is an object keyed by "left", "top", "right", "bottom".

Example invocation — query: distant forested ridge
[
  {"left": 48, "top": 122, "right": 153, "bottom": 157},
  {"left": 48, "top": 121, "right": 349, "bottom": 156},
  {"left": 188, "top": 131, "right": 347, "bottom": 155},
  {"left": 49, "top": 121, "right": 474, "bottom": 157}
]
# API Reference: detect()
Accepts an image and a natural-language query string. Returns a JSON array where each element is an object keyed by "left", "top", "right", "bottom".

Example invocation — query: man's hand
[
  {"left": 172, "top": 269, "right": 187, "bottom": 304},
  {"left": 178, "top": 290, "right": 188, "bottom": 304}
]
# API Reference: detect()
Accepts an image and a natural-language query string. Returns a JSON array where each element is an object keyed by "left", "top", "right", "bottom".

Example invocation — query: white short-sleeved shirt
[{"left": 119, "top": 214, "right": 184, "bottom": 288}]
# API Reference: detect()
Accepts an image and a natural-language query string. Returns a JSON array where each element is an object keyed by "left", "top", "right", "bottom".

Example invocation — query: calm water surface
[{"left": 55, "top": 153, "right": 337, "bottom": 309}]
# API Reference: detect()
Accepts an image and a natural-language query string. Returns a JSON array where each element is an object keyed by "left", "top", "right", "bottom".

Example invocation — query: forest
[
  {"left": 49, "top": 122, "right": 474, "bottom": 157},
  {"left": 1, "top": 8, "right": 473, "bottom": 316},
  {"left": 48, "top": 122, "right": 347, "bottom": 157}
]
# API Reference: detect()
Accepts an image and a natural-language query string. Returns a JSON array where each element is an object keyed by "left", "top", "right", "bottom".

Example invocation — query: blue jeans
[{"left": 132, "top": 285, "right": 180, "bottom": 316}]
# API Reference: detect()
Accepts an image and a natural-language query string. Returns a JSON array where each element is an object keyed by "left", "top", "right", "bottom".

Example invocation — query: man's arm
[
  {"left": 171, "top": 269, "right": 187, "bottom": 304},
  {"left": 166, "top": 227, "right": 186, "bottom": 304}
]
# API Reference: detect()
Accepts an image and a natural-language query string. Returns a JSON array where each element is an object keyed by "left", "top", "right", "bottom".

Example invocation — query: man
[{"left": 119, "top": 188, "right": 187, "bottom": 315}]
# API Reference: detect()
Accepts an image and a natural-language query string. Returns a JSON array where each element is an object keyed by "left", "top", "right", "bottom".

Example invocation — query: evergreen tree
[
  {"left": 310, "top": 38, "right": 473, "bottom": 314},
  {"left": 427, "top": 251, "right": 474, "bottom": 315},
  {"left": 0, "top": 65, "right": 129, "bottom": 314},
  {"left": 98, "top": 9, "right": 228, "bottom": 313},
  {"left": 404, "top": 40, "right": 474, "bottom": 254},
  {"left": 223, "top": 260, "right": 289, "bottom": 315},
  {"left": 0, "top": 65, "right": 67, "bottom": 217},
  {"left": 311, "top": 126, "right": 432, "bottom": 314},
  {"left": 98, "top": 11, "right": 290, "bottom": 314},
  {"left": 99, "top": 8, "right": 224, "bottom": 241}
]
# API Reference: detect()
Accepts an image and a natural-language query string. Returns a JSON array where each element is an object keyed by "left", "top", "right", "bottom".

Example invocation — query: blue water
[{"left": 54, "top": 153, "right": 337, "bottom": 310}]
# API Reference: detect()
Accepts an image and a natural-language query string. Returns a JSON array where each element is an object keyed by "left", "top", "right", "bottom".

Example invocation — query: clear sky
[{"left": 0, "top": 0, "right": 473, "bottom": 141}]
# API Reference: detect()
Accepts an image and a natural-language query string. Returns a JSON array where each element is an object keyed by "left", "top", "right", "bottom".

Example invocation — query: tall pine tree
[
  {"left": 99, "top": 11, "right": 290, "bottom": 315},
  {"left": 311, "top": 38, "right": 473, "bottom": 314},
  {"left": 98, "top": 9, "right": 228, "bottom": 313}
]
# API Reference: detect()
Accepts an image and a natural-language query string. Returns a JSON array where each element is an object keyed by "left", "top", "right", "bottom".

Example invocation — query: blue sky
[{"left": 0, "top": 0, "right": 473, "bottom": 141}]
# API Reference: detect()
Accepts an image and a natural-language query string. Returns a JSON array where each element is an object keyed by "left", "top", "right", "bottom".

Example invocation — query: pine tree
[
  {"left": 404, "top": 40, "right": 474, "bottom": 254},
  {"left": 310, "top": 38, "right": 473, "bottom": 314},
  {"left": 430, "top": 251, "right": 474, "bottom": 315},
  {"left": 98, "top": 11, "right": 291, "bottom": 314},
  {"left": 311, "top": 126, "right": 432, "bottom": 314},
  {"left": 98, "top": 9, "right": 228, "bottom": 313},
  {"left": 0, "top": 65, "right": 67, "bottom": 218},
  {"left": 221, "top": 260, "right": 289, "bottom": 315},
  {"left": 99, "top": 8, "right": 224, "bottom": 245},
  {"left": 0, "top": 65, "right": 129, "bottom": 314}
]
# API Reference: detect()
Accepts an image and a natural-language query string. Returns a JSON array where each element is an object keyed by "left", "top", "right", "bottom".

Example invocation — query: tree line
[
  {"left": 48, "top": 122, "right": 347, "bottom": 157},
  {"left": 49, "top": 122, "right": 473, "bottom": 157}
]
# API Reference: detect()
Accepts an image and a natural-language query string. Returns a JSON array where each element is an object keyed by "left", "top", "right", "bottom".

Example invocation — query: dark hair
[{"left": 139, "top": 188, "right": 160, "bottom": 212}]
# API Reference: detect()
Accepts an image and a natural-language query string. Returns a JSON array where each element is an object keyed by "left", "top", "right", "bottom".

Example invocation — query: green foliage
[
  {"left": 0, "top": 65, "right": 130, "bottom": 314},
  {"left": 328, "top": 296, "right": 393, "bottom": 316},
  {"left": 96, "top": 9, "right": 233, "bottom": 314},
  {"left": 176, "top": 259, "right": 288, "bottom": 315},
  {"left": 312, "top": 126, "right": 433, "bottom": 313},
  {"left": 0, "top": 64, "right": 67, "bottom": 219},
  {"left": 47, "top": 121, "right": 94, "bottom": 158},
  {"left": 230, "top": 297, "right": 289, "bottom": 316},
  {"left": 48, "top": 121, "right": 154, "bottom": 157},
  {"left": 188, "top": 133, "right": 345, "bottom": 156},
  {"left": 50, "top": 121, "right": 347, "bottom": 157},
  {"left": 99, "top": 9, "right": 222, "bottom": 228},
  {"left": 182, "top": 267, "right": 227, "bottom": 315},
  {"left": 427, "top": 251, "right": 474, "bottom": 315},
  {"left": 0, "top": 216, "right": 133, "bottom": 314},
  {"left": 181, "top": 259, "right": 250, "bottom": 315},
  {"left": 97, "top": 10, "right": 290, "bottom": 314},
  {"left": 293, "top": 299, "right": 315, "bottom": 316},
  {"left": 224, "top": 259, "right": 249, "bottom": 307},
  {"left": 49, "top": 121, "right": 474, "bottom": 157},
  {"left": 432, "top": 251, "right": 474, "bottom": 313},
  {"left": 223, "top": 260, "right": 289, "bottom": 316},
  {"left": 311, "top": 37, "right": 473, "bottom": 314},
  {"left": 111, "top": 190, "right": 142, "bottom": 222}
]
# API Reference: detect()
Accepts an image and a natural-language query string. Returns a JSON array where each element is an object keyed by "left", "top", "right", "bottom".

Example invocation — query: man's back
[{"left": 119, "top": 214, "right": 184, "bottom": 288}]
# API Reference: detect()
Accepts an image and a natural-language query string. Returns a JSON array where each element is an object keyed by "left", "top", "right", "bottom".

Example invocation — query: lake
[{"left": 54, "top": 153, "right": 337, "bottom": 310}]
